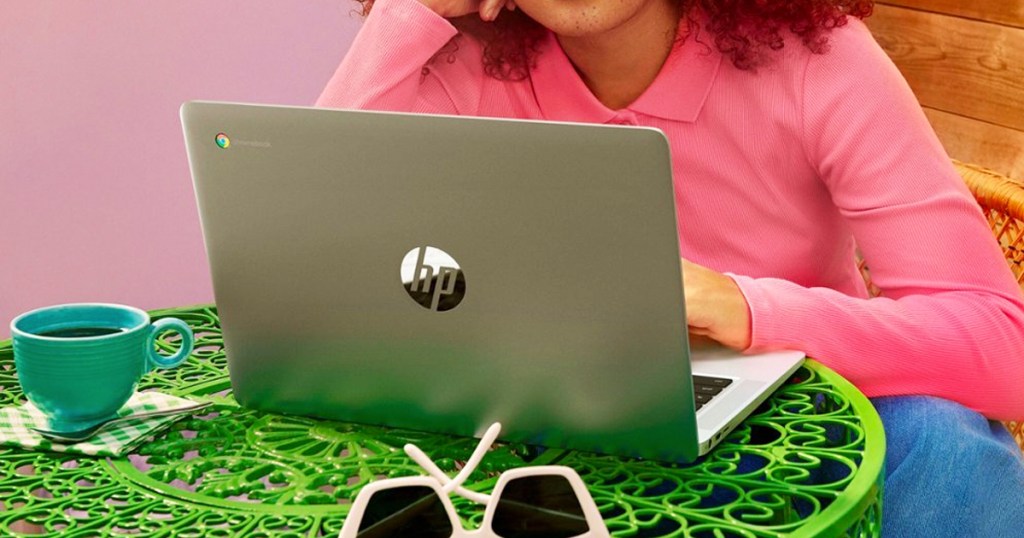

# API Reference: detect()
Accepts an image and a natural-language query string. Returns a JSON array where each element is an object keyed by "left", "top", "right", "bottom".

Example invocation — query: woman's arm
[
  {"left": 316, "top": 0, "right": 499, "bottom": 114},
  {"left": 732, "top": 20, "right": 1024, "bottom": 420}
]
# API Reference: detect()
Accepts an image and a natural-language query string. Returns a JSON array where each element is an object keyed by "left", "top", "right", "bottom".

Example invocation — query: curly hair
[{"left": 352, "top": 0, "right": 874, "bottom": 80}]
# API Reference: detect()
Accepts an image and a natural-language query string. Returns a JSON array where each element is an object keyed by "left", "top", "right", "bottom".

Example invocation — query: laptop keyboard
[{"left": 692, "top": 375, "right": 733, "bottom": 411}]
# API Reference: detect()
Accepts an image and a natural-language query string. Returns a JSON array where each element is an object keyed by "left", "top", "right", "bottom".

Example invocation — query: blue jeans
[{"left": 872, "top": 396, "right": 1024, "bottom": 537}]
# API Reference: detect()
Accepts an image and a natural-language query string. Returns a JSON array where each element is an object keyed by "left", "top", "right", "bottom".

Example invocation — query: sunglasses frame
[
  {"left": 338, "top": 423, "right": 609, "bottom": 538},
  {"left": 479, "top": 465, "right": 608, "bottom": 536},
  {"left": 339, "top": 475, "right": 466, "bottom": 538}
]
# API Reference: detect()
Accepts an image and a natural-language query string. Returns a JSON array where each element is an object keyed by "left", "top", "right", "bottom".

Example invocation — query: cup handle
[{"left": 146, "top": 318, "right": 195, "bottom": 370}]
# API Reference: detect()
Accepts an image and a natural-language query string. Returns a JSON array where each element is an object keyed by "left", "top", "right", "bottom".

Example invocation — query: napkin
[{"left": 0, "top": 391, "right": 204, "bottom": 457}]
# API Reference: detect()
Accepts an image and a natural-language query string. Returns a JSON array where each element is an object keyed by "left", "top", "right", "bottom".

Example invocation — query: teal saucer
[{"left": 41, "top": 411, "right": 120, "bottom": 435}]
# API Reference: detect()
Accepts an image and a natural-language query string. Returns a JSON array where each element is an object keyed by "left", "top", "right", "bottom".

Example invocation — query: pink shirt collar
[{"left": 530, "top": 28, "right": 722, "bottom": 124}]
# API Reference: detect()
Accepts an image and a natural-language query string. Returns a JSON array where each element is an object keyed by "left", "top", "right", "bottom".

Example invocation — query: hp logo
[{"left": 401, "top": 246, "right": 466, "bottom": 312}]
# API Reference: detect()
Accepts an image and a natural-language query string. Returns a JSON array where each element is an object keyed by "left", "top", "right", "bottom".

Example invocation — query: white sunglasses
[{"left": 339, "top": 423, "right": 610, "bottom": 538}]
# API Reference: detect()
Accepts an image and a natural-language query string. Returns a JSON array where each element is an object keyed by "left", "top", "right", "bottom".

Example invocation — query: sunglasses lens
[
  {"left": 492, "top": 475, "right": 590, "bottom": 538},
  {"left": 356, "top": 485, "right": 453, "bottom": 538}
]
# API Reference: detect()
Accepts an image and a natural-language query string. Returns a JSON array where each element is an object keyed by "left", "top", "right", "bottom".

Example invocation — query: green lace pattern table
[{"left": 0, "top": 305, "right": 885, "bottom": 537}]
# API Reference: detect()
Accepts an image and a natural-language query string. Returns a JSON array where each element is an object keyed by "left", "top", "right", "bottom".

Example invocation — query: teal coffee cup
[{"left": 11, "top": 303, "right": 194, "bottom": 431}]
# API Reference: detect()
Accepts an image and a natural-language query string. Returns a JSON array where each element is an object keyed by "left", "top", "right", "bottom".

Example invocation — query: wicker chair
[{"left": 858, "top": 161, "right": 1024, "bottom": 449}]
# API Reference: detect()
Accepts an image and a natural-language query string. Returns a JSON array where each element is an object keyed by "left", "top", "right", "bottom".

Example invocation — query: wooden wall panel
[
  {"left": 866, "top": 5, "right": 1024, "bottom": 131},
  {"left": 923, "top": 108, "right": 1024, "bottom": 179},
  {"left": 876, "top": 0, "right": 1024, "bottom": 29},
  {"left": 866, "top": 3, "right": 1024, "bottom": 179}
]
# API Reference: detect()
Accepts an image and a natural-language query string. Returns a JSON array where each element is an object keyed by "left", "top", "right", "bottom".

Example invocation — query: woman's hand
[
  {"left": 681, "top": 259, "right": 752, "bottom": 350},
  {"left": 418, "top": 0, "right": 516, "bottom": 21}
]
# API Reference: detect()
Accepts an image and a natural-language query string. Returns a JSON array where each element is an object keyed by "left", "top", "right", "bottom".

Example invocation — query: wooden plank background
[
  {"left": 866, "top": 1, "right": 1024, "bottom": 180},
  {"left": 875, "top": 0, "right": 1024, "bottom": 28}
]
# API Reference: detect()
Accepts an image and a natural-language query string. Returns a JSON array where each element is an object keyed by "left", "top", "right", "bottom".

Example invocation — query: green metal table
[{"left": 0, "top": 305, "right": 884, "bottom": 537}]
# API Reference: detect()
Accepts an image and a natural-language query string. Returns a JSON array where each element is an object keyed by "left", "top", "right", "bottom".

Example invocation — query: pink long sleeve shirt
[{"left": 317, "top": 0, "right": 1024, "bottom": 419}]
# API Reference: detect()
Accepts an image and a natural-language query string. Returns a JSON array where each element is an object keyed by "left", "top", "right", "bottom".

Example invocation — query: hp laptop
[{"left": 181, "top": 101, "right": 804, "bottom": 463}]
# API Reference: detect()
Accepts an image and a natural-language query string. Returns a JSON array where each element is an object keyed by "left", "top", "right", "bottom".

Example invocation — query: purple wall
[{"left": 1, "top": 2, "right": 362, "bottom": 338}]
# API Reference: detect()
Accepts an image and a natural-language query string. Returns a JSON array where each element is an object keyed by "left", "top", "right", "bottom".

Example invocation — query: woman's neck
[{"left": 557, "top": 0, "right": 682, "bottom": 110}]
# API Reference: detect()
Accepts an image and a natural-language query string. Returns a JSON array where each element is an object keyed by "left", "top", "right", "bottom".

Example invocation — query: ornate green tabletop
[{"left": 0, "top": 305, "right": 884, "bottom": 537}]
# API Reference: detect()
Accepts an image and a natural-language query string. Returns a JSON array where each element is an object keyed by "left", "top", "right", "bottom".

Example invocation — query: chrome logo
[{"left": 215, "top": 133, "right": 230, "bottom": 148}]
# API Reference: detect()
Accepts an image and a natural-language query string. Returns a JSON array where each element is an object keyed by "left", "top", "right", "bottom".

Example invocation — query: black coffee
[{"left": 37, "top": 326, "right": 127, "bottom": 338}]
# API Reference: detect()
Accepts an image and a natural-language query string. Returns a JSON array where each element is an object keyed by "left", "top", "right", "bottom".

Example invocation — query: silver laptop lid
[{"left": 182, "top": 101, "right": 700, "bottom": 462}]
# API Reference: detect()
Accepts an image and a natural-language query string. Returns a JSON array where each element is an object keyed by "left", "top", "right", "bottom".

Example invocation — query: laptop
[{"left": 181, "top": 101, "right": 805, "bottom": 463}]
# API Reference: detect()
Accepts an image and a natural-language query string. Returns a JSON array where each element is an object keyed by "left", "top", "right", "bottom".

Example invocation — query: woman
[{"left": 317, "top": 0, "right": 1024, "bottom": 534}]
